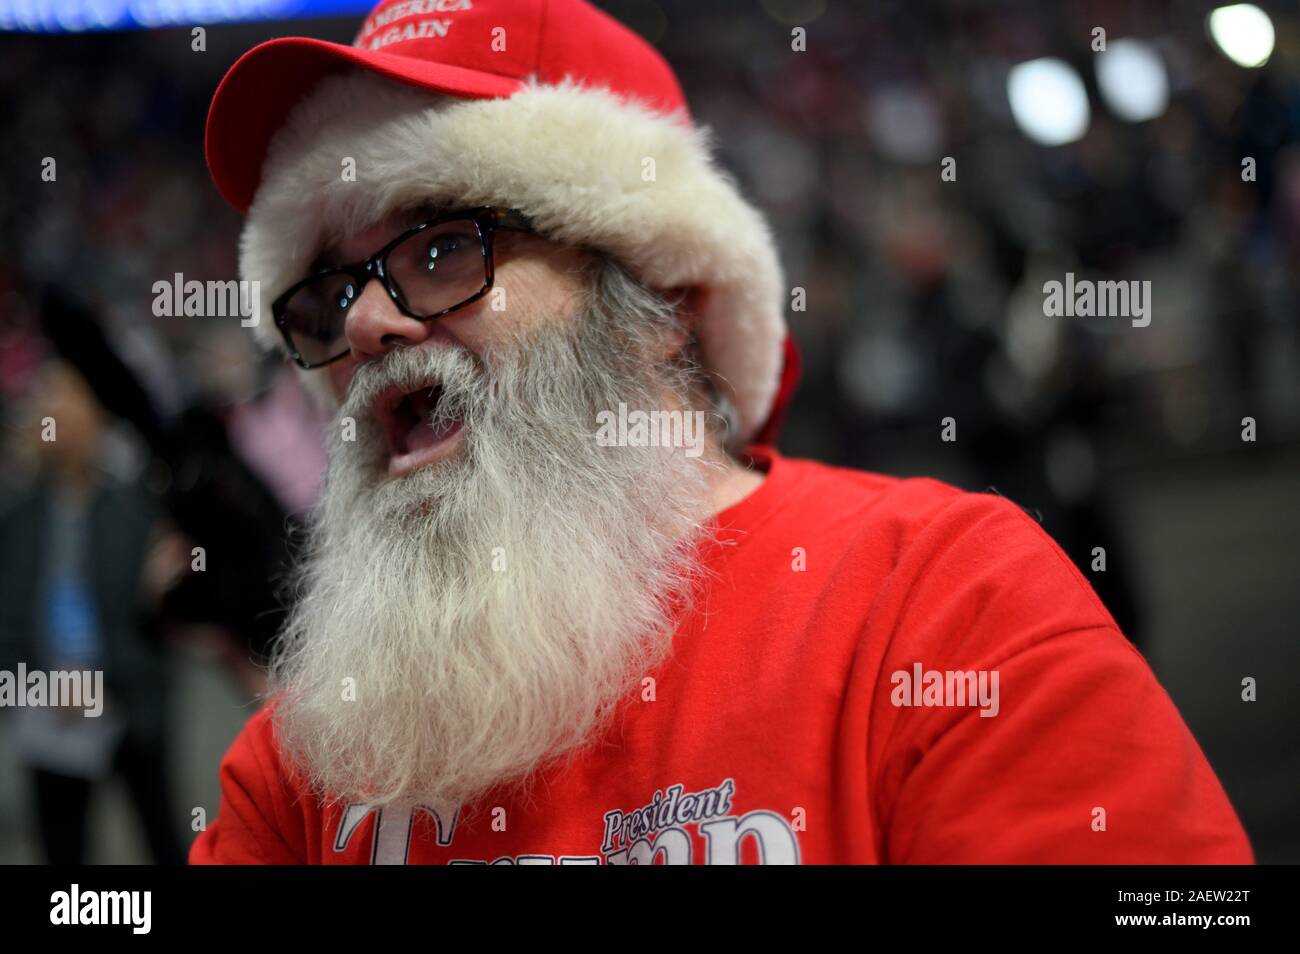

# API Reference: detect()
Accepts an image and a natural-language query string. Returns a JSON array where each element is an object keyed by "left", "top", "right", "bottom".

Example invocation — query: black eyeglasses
[{"left": 271, "top": 206, "right": 534, "bottom": 369}]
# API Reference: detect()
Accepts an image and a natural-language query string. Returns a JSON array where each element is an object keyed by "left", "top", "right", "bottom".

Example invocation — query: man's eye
[{"left": 423, "top": 237, "right": 466, "bottom": 271}]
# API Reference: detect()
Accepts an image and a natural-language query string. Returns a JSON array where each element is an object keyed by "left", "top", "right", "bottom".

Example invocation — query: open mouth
[{"left": 373, "top": 381, "right": 466, "bottom": 478}]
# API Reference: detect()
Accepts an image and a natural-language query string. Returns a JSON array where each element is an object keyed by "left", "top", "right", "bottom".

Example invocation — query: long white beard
[{"left": 268, "top": 292, "right": 715, "bottom": 811}]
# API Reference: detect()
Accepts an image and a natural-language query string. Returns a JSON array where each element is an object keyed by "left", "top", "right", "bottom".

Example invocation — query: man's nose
[{"left": 343, "top": 278, "right": 435, "bottom": 362}]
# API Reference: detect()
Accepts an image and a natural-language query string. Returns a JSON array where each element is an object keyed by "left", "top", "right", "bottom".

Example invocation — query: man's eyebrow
[
  {"left": 308, "top": 203, "right": 452, "bottom": 273},
  {"left": 397, "top": 202, "right": 450, "bottom": 226}
]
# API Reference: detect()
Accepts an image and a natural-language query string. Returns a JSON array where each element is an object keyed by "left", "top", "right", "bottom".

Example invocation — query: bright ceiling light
[
  {"left": 1096, "top": 38, "right": 1169, "bottom": 122},
  {"left": 1208, "top": 4, "right": 1275, "bottom": 68},
  {"left": 1007, "top": 58, "right": 1091, "bottom": 146}
]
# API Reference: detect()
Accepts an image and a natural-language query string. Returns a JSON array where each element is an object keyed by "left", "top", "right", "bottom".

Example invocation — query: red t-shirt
[{"left": 190, "top": 447, "right": 1253, "bottom": 864}]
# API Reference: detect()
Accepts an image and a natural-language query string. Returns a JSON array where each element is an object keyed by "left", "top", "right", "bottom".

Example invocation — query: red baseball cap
[{"left": 206, "top": 0, "right": 689, "bottom": 215}]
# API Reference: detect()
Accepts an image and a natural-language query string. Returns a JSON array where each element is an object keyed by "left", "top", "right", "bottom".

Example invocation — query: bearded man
[{"left": 191, "top": 0, "right": 1252, "bottom": 865}]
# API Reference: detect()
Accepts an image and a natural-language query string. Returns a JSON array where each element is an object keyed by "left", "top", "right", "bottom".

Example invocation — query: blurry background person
[{"left": 0, "top": 360, "right": 186, "bottom": 864}]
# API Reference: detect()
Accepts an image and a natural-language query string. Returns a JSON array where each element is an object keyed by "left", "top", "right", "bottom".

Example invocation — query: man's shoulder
[
  {"left": 191, "top": 701, "right": 316, "bottom": 864},
  {"left": 769, "top": 451, "right": 1038, "bottom": 547},
  {"left": 776, "top": 453, "right": 961, "bottom": 507},
  {"left": 763, "top": 451, "right": 1118, "bottom": 637},
  {"left": 218, "top": 702, "right": 303, "bottom": 795}
]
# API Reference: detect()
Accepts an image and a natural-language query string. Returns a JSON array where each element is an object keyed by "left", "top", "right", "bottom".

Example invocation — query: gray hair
[{"left": 581, "top": 254, "right": 743, "bottom": 453}]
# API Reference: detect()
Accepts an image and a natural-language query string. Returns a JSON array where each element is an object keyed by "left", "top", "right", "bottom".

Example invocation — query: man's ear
[{"left": 660, "top": 285, "right": 709, "bottom": 361}]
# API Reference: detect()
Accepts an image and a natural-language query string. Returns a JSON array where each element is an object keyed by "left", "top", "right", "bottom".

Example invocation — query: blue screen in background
[{"left": 1, "top": 0, "right": 372, "bottom": 32}]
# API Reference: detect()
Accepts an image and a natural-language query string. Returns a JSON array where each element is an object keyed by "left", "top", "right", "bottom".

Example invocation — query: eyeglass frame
[{"left": 271, "top": 205, "right": 535, "bottom": 369}]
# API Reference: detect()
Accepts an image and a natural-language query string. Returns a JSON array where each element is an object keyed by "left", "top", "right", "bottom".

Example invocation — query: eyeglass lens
[{"left": 280, "top": 217, "right": 488, "bottom": 366}]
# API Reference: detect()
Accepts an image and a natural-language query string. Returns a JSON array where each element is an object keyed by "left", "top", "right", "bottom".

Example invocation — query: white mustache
[{"left": 341, "top": 344, "right": 483, "bottom": 432}]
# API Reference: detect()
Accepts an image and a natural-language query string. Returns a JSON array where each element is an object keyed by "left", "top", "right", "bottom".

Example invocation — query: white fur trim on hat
[{"left": 241, "top": 70, "right": 786, "bottom": 442}]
